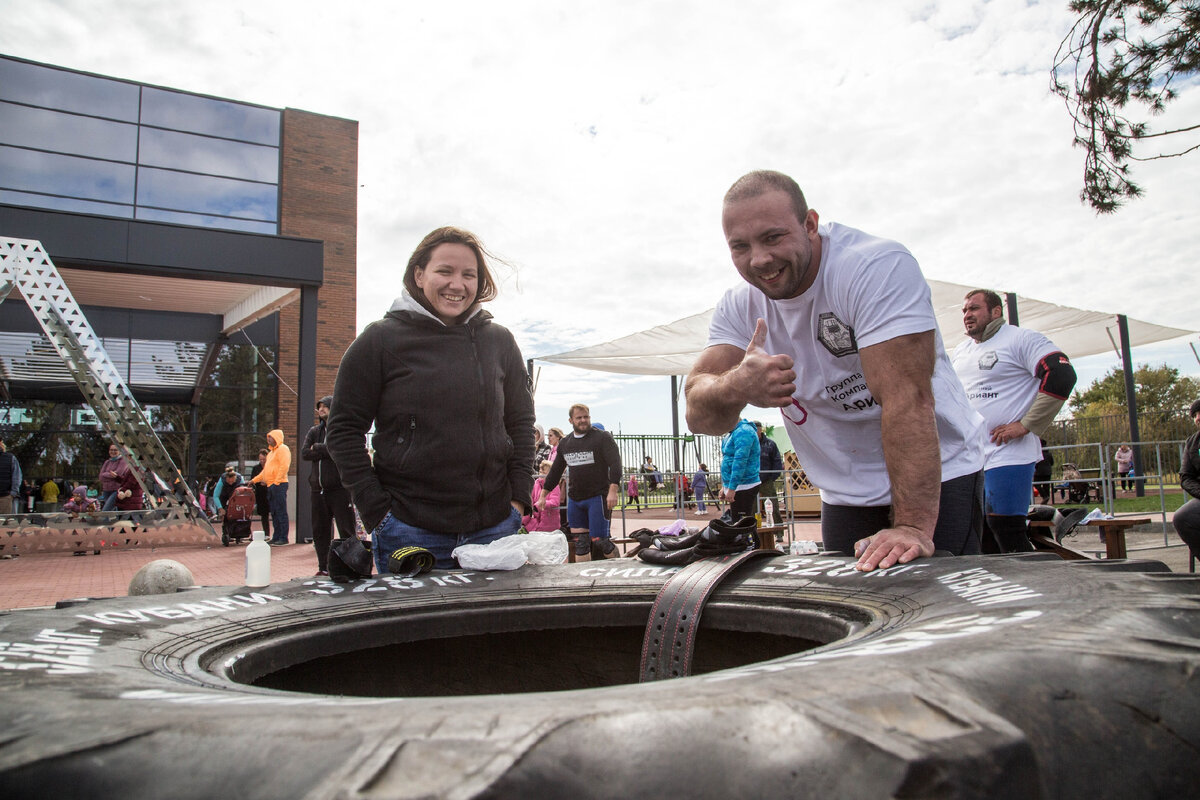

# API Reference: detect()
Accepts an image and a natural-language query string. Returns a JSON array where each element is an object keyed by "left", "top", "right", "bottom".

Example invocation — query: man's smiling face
[{"left": 723, "top": 189, "right": 820, "bottom": 301}]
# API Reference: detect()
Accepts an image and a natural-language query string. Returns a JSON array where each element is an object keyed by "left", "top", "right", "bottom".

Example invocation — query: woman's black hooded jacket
[{"left": 326, "top": 296, "right": 535, "bottom": 534}]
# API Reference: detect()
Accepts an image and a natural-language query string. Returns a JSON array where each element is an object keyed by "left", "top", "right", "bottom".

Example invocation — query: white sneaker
[{"left": 694, "top": 511, "right": 706, "bottom": 516}]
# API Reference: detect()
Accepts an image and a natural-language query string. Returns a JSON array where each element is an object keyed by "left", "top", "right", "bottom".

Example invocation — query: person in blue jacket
[{"left": 720, "top": 418, "right": 761, "bottom": 522}]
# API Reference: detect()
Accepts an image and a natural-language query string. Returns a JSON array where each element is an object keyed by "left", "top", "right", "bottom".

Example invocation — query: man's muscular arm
[
  {"left": 853, "top": 330, "right": 941, "bottom": 572},
  {"left": 685, "top": 319, "right": 796, "bottom": 435}
]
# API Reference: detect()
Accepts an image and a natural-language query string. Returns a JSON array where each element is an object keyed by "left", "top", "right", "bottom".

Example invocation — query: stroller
[{"left": 221, "top": 485, "right": 256, "bottom": 546}]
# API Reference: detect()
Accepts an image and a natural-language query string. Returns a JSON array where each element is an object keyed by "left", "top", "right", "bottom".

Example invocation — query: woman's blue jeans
[{"left": 371, "top": 507, "right": 521, "bottom": 572}]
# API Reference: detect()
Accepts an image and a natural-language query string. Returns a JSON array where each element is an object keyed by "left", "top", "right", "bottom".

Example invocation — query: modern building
[{"left": 0, "top": 54, "right": 358, "bottom": 534}]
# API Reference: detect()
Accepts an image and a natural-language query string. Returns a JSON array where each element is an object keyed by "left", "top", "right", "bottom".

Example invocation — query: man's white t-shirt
[
  {"left": 707, "top": 222, "right": 985, "bottom": 507},
  {"left": 951, "top": 323, "right": 1058, "bottom": 470}
]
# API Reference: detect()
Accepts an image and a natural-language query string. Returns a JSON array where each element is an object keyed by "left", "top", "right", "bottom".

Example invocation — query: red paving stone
[
  {"left": 0, "top": 510, "right": 788, "bottom": 610},
  {"left": 0, "top": 531, "right": 324, "bottom": 610},
  {"left": 1, "top": 509, "right": 1185, "bottom": 611}
]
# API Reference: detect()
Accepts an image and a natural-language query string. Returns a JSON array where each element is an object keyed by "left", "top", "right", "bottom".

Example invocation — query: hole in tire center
[
  {"left": 219, "top": 603, "right": 845, "bottom": 697},
  {"left": 247, "top": 627, "right": 818, "bottom": 696}
]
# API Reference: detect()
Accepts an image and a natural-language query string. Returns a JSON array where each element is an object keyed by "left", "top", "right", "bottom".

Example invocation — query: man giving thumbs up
[{"left": 685, "top": 170, "right": 986, "bottom": 572}]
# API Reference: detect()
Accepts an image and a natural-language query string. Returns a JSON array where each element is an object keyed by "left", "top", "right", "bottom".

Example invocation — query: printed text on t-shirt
[{"left": 825, "top": 372, "right": 876, "bottom": 412}]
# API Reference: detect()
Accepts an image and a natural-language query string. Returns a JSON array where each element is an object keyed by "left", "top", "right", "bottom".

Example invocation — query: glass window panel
[
  {"left": 139, "top": 128, "right": 277, "bottom": 183},
  {"left": 0, "top": 57, "right": 140, "bottom": 121},
  {"left": 0, "top": 145, "right": 135, "bottom": 204},
  {"left": 137, "top": 167, "right": 277, "bottom": 222},
  {"left": 129, "top": 339, "right": 207, "bottom": 387},
  {"left": 0, "top": 101, "right": 138, "bottom": 162},
  {"left": 134, "top": 207, "right": 277, "bottom": 234},
  {"left": 0, "top": 189, "right": 134, "bottom": 218},
  {"left": 141, "top": 88, "right": 280, "bottom": 146}
]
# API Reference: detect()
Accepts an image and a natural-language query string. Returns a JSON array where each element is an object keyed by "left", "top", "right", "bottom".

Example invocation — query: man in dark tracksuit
[
  {"left": 302, "top": 396, "right": 356, "bottom": 576},
  {"left": 542, "top": 404, "right": 622, "bottom": 561}
]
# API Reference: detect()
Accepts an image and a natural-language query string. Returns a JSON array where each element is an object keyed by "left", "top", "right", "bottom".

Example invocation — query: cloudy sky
[{"left": 3, "top": 0, "right": 1198, "bottom": 434}]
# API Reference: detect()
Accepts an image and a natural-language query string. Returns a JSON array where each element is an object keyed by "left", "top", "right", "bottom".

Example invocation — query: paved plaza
[{"left": 0, "top": 509, "right": 1190, "bottom": 611}]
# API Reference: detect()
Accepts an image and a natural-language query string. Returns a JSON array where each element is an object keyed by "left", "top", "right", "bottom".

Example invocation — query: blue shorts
[
  {"left": 371, "top": 507, "right": 521, "bottom": 572},
  {"left": 984, "top": 463, "right": 1036, "bottom": 516},
  {"left": 566, "top": 495, "right": 610, "bottom": 540}
]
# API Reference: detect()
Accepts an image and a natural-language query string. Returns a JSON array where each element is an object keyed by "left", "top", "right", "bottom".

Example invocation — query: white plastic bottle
[
  {"left": 245, "top": 528, "right": 271, "bottom": 587},
  {"left": 764, "top": 499, "right": 776, "bottom": 528}
]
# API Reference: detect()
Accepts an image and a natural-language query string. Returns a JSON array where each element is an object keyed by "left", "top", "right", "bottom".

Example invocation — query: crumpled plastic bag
[
  {"left": 452, "top": 531, "right": 568, "bottom": 570},
  {"left": 656, "top": 519, "right": 687, "bottom": 537},
  {"left": 1080, "top": 508, "right": 1114, "bottom": 523}
]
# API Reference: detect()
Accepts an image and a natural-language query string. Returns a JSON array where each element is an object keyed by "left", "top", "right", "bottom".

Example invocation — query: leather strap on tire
[{"left": 639, "top": 549, "right": 782, "bottom": 683}]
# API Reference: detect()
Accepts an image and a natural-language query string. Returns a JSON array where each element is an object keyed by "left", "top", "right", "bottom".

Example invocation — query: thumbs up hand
[{"left": 733, "top": 319, "right": 796, "bottom": 409}]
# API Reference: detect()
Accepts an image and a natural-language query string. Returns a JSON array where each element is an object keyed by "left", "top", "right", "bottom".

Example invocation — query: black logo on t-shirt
[{"left": 817, "top": 312, "right": 857, "bottom": 357}]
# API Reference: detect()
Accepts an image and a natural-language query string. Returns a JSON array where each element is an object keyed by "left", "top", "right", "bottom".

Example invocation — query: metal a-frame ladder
[{"left": 0, "top": 237, "right": 215, "bottom": 536}]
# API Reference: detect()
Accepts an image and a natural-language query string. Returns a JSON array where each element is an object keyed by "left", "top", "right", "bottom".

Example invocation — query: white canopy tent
[
  {"left": 536, "top": 279, "right": 1195, "bottom": 376},
  {"left": 536, "top": 280, "right": 1196, "bottom": 477}
]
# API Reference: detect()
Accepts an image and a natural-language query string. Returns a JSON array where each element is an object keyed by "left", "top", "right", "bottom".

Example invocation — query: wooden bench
[
  {"left": 1027, "top": 520, "right": 1090, "bottom": 560},
  {"left": 756, "top": 525, "right": 787, "bottom": 551},
  {"left": 1028, "top": 517, "right": 1149, "bottom": 560}
]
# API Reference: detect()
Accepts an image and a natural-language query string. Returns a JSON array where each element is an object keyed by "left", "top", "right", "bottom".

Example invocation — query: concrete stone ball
[{"left": 128, "top": 559, "right": 196, "bottom": 596}]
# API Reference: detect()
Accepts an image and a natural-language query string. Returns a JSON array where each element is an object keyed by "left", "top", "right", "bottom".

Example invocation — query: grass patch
[{"left": 1112, "top": 494, "right": 1187, "bottom": 514}]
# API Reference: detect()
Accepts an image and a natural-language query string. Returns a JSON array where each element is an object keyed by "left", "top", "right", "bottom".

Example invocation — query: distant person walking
[
  {"left": 98, "top": 442, "right": 129, "bottom": 511},
  {"left": 693, "top": 464, "right": 709, "bottom": 515},
  {"left": 251, "top": 430, "right": 291, "bottom": 546},
  {"left": 0, "top": 438, "right": 21, "bottom": 515},
  {"left": 250, "top": 448, "right": 271, "bottom": 539},
  {"left": 756, "top": 421, "right": 783, "bottom": 515},
  {"left": 625, "top": 473, "right": 641, "bottom": 512},
  {"left": 302, "top": 395, "right": 352, "bottom": 575},
  {"left": 20, "top": 478, "right": 35, "bottom": 513},
  {"left": 1115, "top": 444, "right": 1134, "bottom": 492},
  {"left": 534, "top": 425, "right": 552, "bottom": 466},
  {"left": 524, "top": 461, "right": 563, "bottom": 532},
  {"left": 302, "top": 396, "right": 356, "bottom": 575},
  {"left": 720, "top": 419, "right": 761, "bottom": 523}
]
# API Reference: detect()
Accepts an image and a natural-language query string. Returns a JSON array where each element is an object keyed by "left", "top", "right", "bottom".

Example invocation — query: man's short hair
[
  {"left": 724, "top": 170, "right": 808, "bottom": 223},
  {"left": 966, "top": 289, "right": 1004, "bottom": 313},
  {"left": 568, "top": 404, "right": 590, "bottom": 419},
  {"left": 1190, "top": 398, "right": 1200, "bottom": 417}
]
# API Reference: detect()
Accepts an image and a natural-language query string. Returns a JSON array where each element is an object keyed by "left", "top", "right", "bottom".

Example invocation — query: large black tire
[{"left": 1, "top": 553, "right": 1199, "bottom": 798}]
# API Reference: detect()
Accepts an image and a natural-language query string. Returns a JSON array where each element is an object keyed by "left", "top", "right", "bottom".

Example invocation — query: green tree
[
  {"left": 1051, "top": 1, "right": 1200, "bottom": 213},
  {"left": 1071, "top": 363, "right": 1198, "bottom": 414},
  {"left": 1069, "top": 362, "right": 1200, "bottom": 441}
]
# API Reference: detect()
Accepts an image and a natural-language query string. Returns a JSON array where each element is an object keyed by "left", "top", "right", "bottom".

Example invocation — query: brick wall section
[{"left": 276, "top": 109, "right": 359, "bottom": 451}]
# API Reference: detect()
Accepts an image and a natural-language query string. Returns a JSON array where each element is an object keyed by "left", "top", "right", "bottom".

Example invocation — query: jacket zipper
[{"left": 470, "top": 325, "right": 487, "bottom": 525}]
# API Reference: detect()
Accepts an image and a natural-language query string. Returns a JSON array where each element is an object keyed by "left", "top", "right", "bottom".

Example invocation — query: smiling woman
[{"left": 325, "top": 227, "right": 535, "bottom": 572}]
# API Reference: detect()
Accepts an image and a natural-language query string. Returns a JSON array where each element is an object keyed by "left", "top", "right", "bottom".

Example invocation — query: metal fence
[
  {"left": 1034, "top": 439, "right": 1189, "bottom": 553},
  {"left": 612, "top": 433, "right": 724, "bottom": 478}
]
